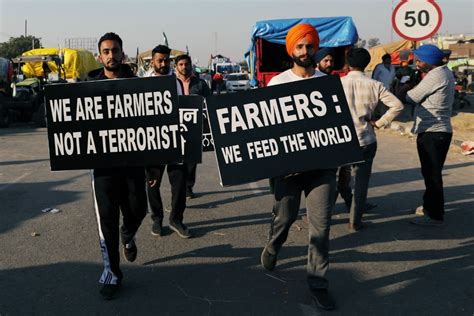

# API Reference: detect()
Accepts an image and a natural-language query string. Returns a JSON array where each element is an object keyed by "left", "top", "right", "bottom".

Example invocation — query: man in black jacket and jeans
[
  {"left": 88, "top": 32, "right": 148, "bottom": 300},
  {"left": 175, "top": 54, "right": 211, "bottom": 198},
  {"left": 145, "top": 45, "right": 192, "bottom": 239}
]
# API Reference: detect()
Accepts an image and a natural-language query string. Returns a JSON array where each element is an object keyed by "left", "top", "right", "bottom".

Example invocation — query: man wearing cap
[
  {"left": 315, "top": 47, "right": 335, "bottom": 75},
  {"left": 407, "top": 44, "right": 455, "bottom": 227},
  {"left": 259, "top": 23, "right": 336, "bottom": 310},
  {"left": 341, "top": 48, "right": 403, "bottom": 232},
  {"left": 315, "top": 48, "right": 352, "bottom": 210}
]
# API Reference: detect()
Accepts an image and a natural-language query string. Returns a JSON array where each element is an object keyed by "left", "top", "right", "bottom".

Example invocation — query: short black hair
[
  {"left": 175, "top": 54, "right": 192, "bottom": 64},
  {"left": 382, "top": 53, "right": 391, "bottom": 61},
  {"left": 98, "top": 32, "right": 123, "bottom": 51},
  {"left": 152, "top": 45, "right": 171, "bottom": 57},
  {"left": 347, "top": 47, "right": 371, "bottom": 70}
]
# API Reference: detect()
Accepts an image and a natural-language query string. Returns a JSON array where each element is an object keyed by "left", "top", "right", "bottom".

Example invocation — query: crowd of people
[{"left": 86, "top": 28, "right": 455, "bottom": 309}]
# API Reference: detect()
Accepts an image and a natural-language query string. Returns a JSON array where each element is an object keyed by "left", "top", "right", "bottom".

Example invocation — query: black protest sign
[
  {"left": 178, "top": 95, "right": 203, "bottom": 163},
  {"left": 202, "top": 103, "right": 215, "bottom": 152},
  {"left": 206, "top": 75, "right": 363, "bottom": 186},
  {"left": 45, "top": 76, "right": 182, "bottom": 171}
]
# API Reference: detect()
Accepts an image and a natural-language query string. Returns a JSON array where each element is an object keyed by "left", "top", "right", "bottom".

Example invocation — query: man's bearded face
[
  {"left": 152, "top": 53, "right": 171, "bottom": 75},
  {"left": 291, "top": 37, "right": 316, "bottom": 68}
]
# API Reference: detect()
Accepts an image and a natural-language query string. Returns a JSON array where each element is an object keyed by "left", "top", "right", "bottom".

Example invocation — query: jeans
[
  {"left": 266, "top": 169, "right": 336, "bottom": 289},
  {"left": 146, "top": 164, "right": 187, "bottom": 223},
  {"left": 349, "top": 142, "right": 377, "bottom": 226},
  {"left": 186, "top": 163, "right": 197, "bottom": 194},
  {"left": 416, "top": 132, "right": 452, "bottom": 220}
]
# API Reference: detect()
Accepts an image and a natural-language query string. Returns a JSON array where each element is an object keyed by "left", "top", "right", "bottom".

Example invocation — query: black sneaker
[
  {"left": 186, "top": 189, "right": 195, "bottom": 199},
  {"left": 366, "top": 202, "right": 378, "bottom": 211},
  {"left": 260, "top": 247, "right": 277, "bottom": 271},
  {"left": 310, "top": 288, "right": 335, "bottom": 310},
  {"left": 100, "top": 282, "right": 121, "bottom": 300},
  {"left": 123, "top": 240, "right": 137, "bottom": 262},
  {"left": 151, "top": 221, "right": 163, "bottom": 236},
  {"left": 169, "top": 221, "right": 192, "bottom": 238}
]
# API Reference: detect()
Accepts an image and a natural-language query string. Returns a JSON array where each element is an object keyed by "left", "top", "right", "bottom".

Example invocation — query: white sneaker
[{"left": 415, "top": 206, "right": 426, "bottom": 216}]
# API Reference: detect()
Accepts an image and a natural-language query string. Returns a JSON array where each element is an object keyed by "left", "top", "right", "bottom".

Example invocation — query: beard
[
  {"left": 103, "top": 59, "right": 121, "bottom": 72},
  {"left": 292, "top": 54, "right": 314, "bottom": 68},
  {"left": 418, "top": 65, "right": 431, "bottom": 73},
  {"left": 178, "top": 68, "right": 191, "bottom": 77},
  {"left": 154, "top": 65, "right": 170, "bottom": 75},
  {"left": 319, "top": 65, "right": 333, "bottom": 75}
]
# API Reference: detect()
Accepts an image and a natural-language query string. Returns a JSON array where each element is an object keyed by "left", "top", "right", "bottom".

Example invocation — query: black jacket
[
  {"left": 86, "top": 63, "right": 135, "bottom": 81},
  {"left": 178, "top": 76, "right": 211, "bottom": 97}
]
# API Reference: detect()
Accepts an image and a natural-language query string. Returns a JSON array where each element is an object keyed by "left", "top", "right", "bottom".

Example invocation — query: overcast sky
[{"left": 1, "top": 0, "right": 473, "bottom": 65}]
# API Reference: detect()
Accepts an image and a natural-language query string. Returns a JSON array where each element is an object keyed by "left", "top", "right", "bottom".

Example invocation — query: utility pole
[
  {"left": 25, "top": 19, "right": 27, "bottom": 37},
  {"left": 391, "top": 0, "right": 394, "bottom": 42},
  {"left": 214, "top": 32, "right": 217, "bottom": 55}
]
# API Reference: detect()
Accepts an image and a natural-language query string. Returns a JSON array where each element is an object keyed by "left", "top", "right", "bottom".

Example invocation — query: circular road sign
[{"left": 392, "top": 0, "right": 442, "bottom": 41}]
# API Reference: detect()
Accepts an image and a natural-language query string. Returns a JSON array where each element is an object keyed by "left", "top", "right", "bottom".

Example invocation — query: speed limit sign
[{"left": 392, "top": 0, "right": 442, "bottom": 41}]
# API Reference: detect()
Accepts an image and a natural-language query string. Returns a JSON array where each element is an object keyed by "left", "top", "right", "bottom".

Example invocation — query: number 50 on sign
[{"left": 392, "top": 0, "right": 442, "bottom": 41}]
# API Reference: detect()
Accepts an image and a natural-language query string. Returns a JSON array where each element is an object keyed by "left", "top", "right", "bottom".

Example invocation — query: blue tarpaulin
[{"left": 245, "top": 17, "right": 359, "bottom": 86}]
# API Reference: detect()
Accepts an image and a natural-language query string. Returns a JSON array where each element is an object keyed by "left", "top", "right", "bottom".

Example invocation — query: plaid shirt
[
  {"left": 341, "top": 71, "right": 403, "bottom": 146},
  {"left": 406, "top": 65, "right": 454, "bottom": 134}
]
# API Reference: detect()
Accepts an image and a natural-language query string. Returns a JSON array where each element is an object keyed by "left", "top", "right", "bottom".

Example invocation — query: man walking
[
  {"left": 260, "top": 23, "right": 336, "bottom": 310},
  {"left": 175, "top": 54, "right": 211, "bottom": 199},
  {"left": 88, "top": 32, "right": 148, "bottom": 300},
  {"left": 341, "top": 48, "right": 403, "bottom": 231},
  {"left": 407, "top": 44, "right": 455, "bottom": 226},
  {"left": 145, "top": 45, "right": 192, "bottom": 238}
]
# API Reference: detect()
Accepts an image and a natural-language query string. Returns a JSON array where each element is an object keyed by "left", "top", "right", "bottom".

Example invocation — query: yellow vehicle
[{"left": 0, "top": 48, "right": 99, "bottom": 127}]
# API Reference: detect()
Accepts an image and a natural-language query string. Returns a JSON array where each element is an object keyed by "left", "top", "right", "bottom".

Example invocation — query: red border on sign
[{"left": 392, "top": 0, "right": 443, "bottom": 41}]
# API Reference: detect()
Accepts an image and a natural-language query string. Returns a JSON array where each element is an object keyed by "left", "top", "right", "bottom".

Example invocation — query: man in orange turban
[
  {"left": 260, "top": 23, "right": 336, "bottom": 311},
  {"left": 285, "top": 23, "right": 320, "bottom": 57}
]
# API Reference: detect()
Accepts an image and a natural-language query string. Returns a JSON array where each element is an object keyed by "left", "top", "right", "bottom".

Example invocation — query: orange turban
[{"left": 285, "top": 23, "right": 320, "bottom": 57}]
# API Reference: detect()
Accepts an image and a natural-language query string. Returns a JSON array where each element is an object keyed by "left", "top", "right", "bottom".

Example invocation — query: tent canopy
[
  {"left": 367, "top": 40, "right": 414, "bottom": 71},
  {"left": 245, "top": 17, "right": 359, "bottom": 85}
]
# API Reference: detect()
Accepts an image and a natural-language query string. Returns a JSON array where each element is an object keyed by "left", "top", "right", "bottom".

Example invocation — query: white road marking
[
  {"left": 248, "top": 181, "right": 266, "bottom": 194},
  {"left": 0, "top": 172, "right": 32, "bottom": 191}
]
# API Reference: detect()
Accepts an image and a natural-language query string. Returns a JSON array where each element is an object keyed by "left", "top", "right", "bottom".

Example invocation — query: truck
[
  {"left": 208, "top": 55, "right": 241, "bottom": 94},
  {"left": 0, "top": 48, "right": 98, "bottom": 127},
  {"left": 245, "top": 17, "right": 359, "bottom": 88}
]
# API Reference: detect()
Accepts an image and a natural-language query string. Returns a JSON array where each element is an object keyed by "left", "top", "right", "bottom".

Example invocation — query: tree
[
  {"left": 238, "top": 60, "right": 248, "bottom": 72},
  {"left": 355, "top": 38, "right": 366, "bottom": 48},
  {"left": 368, "top": 38, "right": 380, "bottom": 48},
  {"left": 0, "top": 36, "right": 42, "bottom": 59}
]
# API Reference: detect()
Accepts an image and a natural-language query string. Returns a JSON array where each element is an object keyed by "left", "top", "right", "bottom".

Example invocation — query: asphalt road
[{"left": 1, "top": 124, "right": 473, "bottom": 315}]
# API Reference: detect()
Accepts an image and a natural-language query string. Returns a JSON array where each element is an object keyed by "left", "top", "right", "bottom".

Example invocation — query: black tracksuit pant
[
  {"left": 146, "top": 164, "right": 187, "bottom": 224},
  {"left": 92, "top": 168, "right": 147, "bottom": 285}
]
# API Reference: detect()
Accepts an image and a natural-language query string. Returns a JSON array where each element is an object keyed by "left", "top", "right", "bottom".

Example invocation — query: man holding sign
[
  {"left": 259, "top": 23, "right": 336, "bottom": 310},
  {"left": 145, "top": 45, "right": 192, "bottom": 239},
  {"left": 87, "top": 33, "right": 148, "bottom": 300}
]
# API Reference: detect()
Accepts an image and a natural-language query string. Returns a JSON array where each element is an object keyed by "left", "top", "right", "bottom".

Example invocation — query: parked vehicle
[
  {"left": 245, "top": 17, "right": 359, "bottom": 87},
  {"left": 0, "top": 48, "right": 98, "bottom": 127},
  {"left": 225, "top": 73, "right": 250, "bottom": 92}
]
